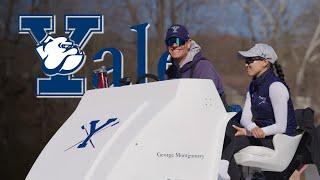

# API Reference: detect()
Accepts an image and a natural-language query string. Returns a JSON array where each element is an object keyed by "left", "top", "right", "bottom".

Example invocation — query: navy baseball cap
[{"left": 165, "top": 24, "right": 190, "bottom": 43}]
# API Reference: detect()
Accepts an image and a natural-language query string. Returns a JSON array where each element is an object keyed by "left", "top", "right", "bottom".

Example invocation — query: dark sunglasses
[
  {"left": 245, "top": 57, "right": 265, "bottom": 65},
  {"left": 166, "top": 37, "right": 187, "bottom": 47}
]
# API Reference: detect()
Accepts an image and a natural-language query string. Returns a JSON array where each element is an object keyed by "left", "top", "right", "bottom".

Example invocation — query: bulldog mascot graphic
[{"left": 36, "top": 35, "right": 85, "bottom": 76}]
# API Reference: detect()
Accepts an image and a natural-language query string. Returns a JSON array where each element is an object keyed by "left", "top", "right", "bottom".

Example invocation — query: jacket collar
[
  {"left": 171, "top": 40, "right": 203, "bottom": 73},
  {"left": 252, "top": 67, "right": 274, "bottom": 87}
]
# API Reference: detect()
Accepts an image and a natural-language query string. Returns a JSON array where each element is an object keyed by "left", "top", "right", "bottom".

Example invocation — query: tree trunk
[
  {"left": 125, "top": 0, "right": 139, "bottom": 24},
  {"left": 4, "top": 0, "right": 16, "bottom": 38},
  {"left": 295, "top": 59, "right": 308, "bottom": 96},
  {"left": 295, "top": 17, "right": 320, "bottom": 96},
  {"left": 155, "top": 0, "right": 165, "bottom": 59},
  {"left": 170, "top": 1, "right": 177, "bottom": 25}
]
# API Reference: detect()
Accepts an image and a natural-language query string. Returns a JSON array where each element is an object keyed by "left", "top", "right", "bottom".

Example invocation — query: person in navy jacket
[{"left": 218, "top": 44, "right": 297, "bottom": 180}]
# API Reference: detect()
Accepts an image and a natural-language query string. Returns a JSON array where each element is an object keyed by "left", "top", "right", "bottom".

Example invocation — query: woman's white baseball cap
[{"left": 238, "top": 43, "right": 278, "bottom": 64}]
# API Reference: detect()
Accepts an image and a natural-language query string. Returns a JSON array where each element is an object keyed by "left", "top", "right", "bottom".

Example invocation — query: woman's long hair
[{"left": 273, "top": 61, "right": 285, "bottom": 82}]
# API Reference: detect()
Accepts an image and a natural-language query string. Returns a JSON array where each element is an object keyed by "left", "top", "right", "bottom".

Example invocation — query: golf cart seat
[{"left": 234, "top": 133, "right": 303, "bottom": 172}]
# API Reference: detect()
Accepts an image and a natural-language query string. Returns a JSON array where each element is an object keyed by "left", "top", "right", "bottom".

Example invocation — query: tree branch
[
  {"left": 124, "top": 0, "right": 139, "bottom": 24},
  {"left": 309, "top": 53, "right": 320, "bottom": 63},
  {"left": 304, "top": 16, "right": 320, "bottom": 62},
  {"left": 291, "top": 47, "right": 300, "bottom": 63},
  {"left": 252, "top": 0, "right": 275, "bottom": 26}
]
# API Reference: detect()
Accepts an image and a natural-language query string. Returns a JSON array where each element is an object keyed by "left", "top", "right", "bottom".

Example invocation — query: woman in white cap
[{"left": 218, "top": 43, "right": 297, "bottom": 180}]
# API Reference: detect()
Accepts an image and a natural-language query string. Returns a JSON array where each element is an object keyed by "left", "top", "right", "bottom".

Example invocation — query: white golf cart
[{"left": 25, "top": 79, "right": 314, "bottom": 180}]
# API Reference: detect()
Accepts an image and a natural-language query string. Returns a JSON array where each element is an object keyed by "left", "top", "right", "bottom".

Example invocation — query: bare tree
[
  {"left": 238, "top": 0, "right": 257, "bottom": 43},
  {"left": 3, "top": 0, "right": 16, "bottom": 40},
  {"left": 125, "top": 0, "right": 140, "bottom": 24},
  {"left": 293, "top": 17, "right": 320, "bottom": 95},
  {"left": 237, "top": 0, "right": 290, "bottom": 44}
]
